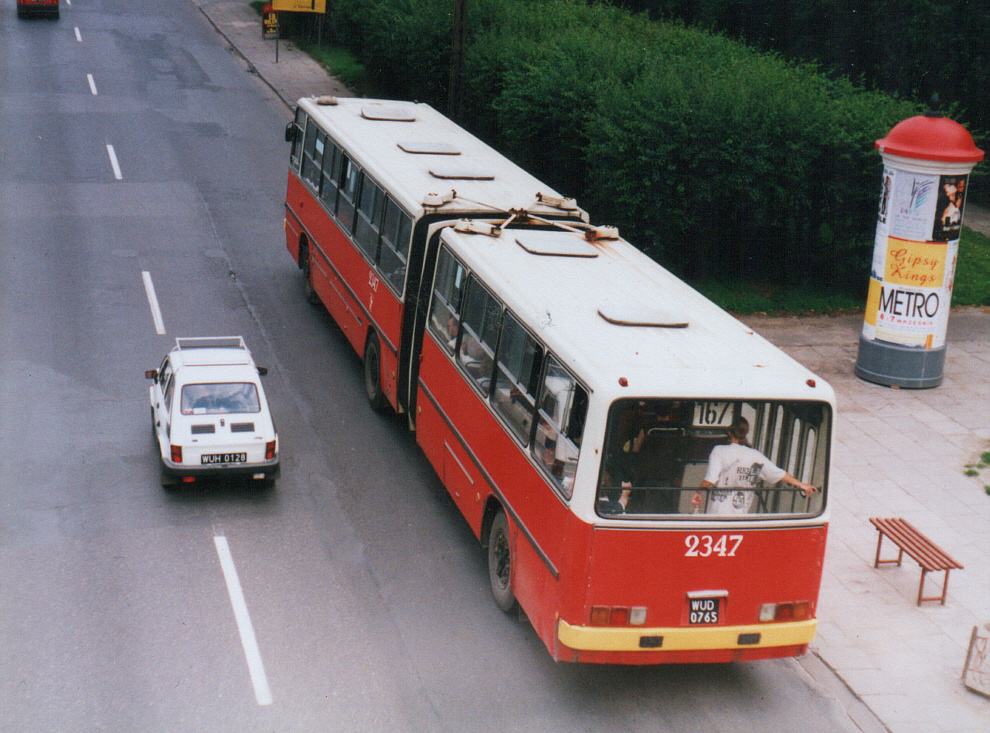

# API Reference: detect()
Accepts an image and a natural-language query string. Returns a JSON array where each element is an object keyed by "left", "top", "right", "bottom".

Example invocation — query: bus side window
[
  {"left": 319, "top": 140, "right": 341, "bottom": 211},
  {"left": 428, "top": 247, "right": 467, "bottom": 353},
  {"left": 355, "top": 177, "right": 385, "bottom": 260},
  {"left": 301, "top": 125, "right": 324, "bottom": 190},
  {"left": 457, "top": 276, "right": 501, "bottom": 396},
  {"left": 289, "top": 109, "right": 305, "bottom": 171},
  {"left": 492, "top": 312, "right": 543, "bottom": 445},
  {"left": 378, "top": 198, "right": 412, "bottom": 294},
  {"left": 533, "top": 356, "right": 586, "bottom": 499},
  {"left": 336, "top": 155, "right": 360, "bottom": 234}
]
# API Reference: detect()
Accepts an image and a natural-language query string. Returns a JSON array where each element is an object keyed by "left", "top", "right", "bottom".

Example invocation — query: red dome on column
[{"left": 876, "top": 114, "right": 984, "bottom": 163}]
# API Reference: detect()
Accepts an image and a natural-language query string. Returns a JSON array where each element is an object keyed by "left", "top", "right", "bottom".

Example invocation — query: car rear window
[{"left": 180, "top": 383, "right": 261, "bottom": 414}]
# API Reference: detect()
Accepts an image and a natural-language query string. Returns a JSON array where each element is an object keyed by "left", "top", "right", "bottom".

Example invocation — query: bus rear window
[{"left": 597, "top": 399, "right": 829, "bottom": 518}]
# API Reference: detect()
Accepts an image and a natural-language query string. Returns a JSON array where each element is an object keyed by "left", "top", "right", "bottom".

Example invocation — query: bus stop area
[{"left": 194, "top": 2, "right": 990, "bottom": 729}]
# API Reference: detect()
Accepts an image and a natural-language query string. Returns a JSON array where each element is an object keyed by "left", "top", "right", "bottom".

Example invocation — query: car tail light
[
  {"left": 265, "top": 440, "right": 277, "bottom": 460},
  {"left": 759, "top": 601, "right": 811, "bottom": 622},
  {"left": 590, "top": 605, "right": 648, "bottom": 626},
  {"left": 170, "top": 445, "right": 183, "bottom": 463}
]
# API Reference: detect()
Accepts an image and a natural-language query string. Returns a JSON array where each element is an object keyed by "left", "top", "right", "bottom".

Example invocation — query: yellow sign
[
  {"left": 883, "top": 237, "right": 947, "bottom": 288},
  {"left": 271, "top": 0, "right": 326, "bottom": 12},
  {"left": 262, "top": 8, "right": 279, "bottom": 38},
  {"left": 864, "top": 278, "right": 881, "bottom": 327}
]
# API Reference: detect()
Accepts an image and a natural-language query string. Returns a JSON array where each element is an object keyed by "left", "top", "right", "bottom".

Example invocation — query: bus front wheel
[
  {"left": 488, "top": 509, "right": 517, "bottom": 613},
  {"left": 363, "top": 332, "right": 386, "bottom": 412}
]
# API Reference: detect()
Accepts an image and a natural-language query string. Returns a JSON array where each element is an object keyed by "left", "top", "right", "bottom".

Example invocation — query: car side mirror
[
  {"left": 284, "top": 122, "right": 296, "bottom": 144},
  {"left": 145, "top": 369, "right": 159, "bottom": 380},
  {"left": 257, "top": 367, "right": 268, "bottom": 376}
]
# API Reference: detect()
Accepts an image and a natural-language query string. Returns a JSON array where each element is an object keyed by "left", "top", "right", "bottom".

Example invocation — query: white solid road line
[
  {"left": 105, "top": 144, "right": 122, "bottom": 180},
  {"left": 87, "top": 73, "right": 97, "bottom": 96},
  {"left": 214, "top": 536, "right": 274, "bottom": 706},
  {"left": 141, "top": 271, "right": 166, "bottom": 335}
]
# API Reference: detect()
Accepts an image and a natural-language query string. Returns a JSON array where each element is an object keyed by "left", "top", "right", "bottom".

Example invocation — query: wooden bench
[{"left": 869, "top": 517, "right": 963, "bottom": 605}]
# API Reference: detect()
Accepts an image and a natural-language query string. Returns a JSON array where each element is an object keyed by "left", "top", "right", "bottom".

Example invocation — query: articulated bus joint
[{"left": 556, "top": 618, "right": 817, "bottom": 653}]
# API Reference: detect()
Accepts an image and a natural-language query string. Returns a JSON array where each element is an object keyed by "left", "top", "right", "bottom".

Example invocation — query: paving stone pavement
[{"left": 194, "top": 3, "right": 990, "bottom": 730}]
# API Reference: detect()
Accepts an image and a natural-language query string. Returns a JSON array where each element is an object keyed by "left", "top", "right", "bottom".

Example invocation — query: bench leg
[
  {"left": 874, "top": 531, "right": 904, "bottom": 568},
  {"left": 917, "top": 569, "right": 952, "bottom": 605}
]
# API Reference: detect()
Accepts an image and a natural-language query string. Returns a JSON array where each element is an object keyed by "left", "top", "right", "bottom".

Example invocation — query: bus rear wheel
[
  {"left": 300, "top": 240, "right": 319, "bottom": 305},
  {"left": 488, "top": 509, "right": 517, "bottom": 613},
  {"left": 363, "top": 331, "right": 386, "bottom": 412}
]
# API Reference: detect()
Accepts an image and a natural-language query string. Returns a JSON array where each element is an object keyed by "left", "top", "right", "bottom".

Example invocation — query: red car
[{"left": 17, "top": 0, "right": 59, "bottom": 19}]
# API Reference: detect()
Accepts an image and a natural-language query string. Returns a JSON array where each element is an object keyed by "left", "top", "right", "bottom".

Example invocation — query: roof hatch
[
  {"left": 515, "top": 232, "right": 599, "bottom": 258},
  {"left": 598, "top": 305, "right": 689, "bottom": 328},
  {"left": 430, "top": 165, "right": 495, "bottom": 180},
  {"left": 362, "top": 105, "right": 416, "bottom": 122},
  {"left": 398, "top": 141, "right": 461, "bottom": 155}
]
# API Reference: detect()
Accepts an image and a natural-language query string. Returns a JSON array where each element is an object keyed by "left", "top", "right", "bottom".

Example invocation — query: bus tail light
[
  {"left": 759, "top": 601, "right": 811, "bottom": 622},
  {"left": 171, "top": 445, "right": 183, "bottom": 463},
  {"left": 590, "top": 606, "right": 648, "bottom": 626},
  {"left": 265, "top": 440, "right": 277, "bottom": 460}
]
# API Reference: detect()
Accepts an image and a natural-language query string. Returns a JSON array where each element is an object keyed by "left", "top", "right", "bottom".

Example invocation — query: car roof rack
[{"left": 175, "top": 336, "right": 247, "bottom": 351}]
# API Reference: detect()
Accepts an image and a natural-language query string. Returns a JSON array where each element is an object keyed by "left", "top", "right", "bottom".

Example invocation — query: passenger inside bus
[
  {"left": 598, "top": 399, "right": 827, "bottom": 517},
  {"left": 598, "top": 401, "right": 687, "bottom": 514},
  {"left": 693, "top": 416, "right": 817, "bottom": 516}
]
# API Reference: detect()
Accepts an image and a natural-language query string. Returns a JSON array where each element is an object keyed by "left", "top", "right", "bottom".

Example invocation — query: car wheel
[
  {"left": 363, "top": 331, "right": 386, "bottom": 412},
  {"left": 159, "top": 459, "right": 178, "bottom": 490},
  {"left": 487, "top": 509, "right": 517, "bottom": 613}
]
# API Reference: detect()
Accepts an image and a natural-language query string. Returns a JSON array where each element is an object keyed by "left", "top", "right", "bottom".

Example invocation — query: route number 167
[{"left": 684, "top": 534, "right": 743, "bottom": 557}]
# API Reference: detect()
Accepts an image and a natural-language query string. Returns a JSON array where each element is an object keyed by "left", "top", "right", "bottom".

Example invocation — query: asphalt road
[{"left": 0, "top": 1, "right": 881, "bottom": 731}]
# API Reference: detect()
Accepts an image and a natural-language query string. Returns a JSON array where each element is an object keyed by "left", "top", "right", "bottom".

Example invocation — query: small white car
[{"left": 146, "top": 337, "right": 279, "bottom": 487}]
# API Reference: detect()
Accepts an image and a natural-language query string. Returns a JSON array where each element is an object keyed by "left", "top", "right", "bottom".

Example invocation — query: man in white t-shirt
[{"left": 696, "top": 417, "right": 817, "bottom": 515}]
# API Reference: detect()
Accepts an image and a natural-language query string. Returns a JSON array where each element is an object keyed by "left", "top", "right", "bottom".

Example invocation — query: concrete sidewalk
[{"left": 194, "top": 3, "right": 990, "bottom": 730}]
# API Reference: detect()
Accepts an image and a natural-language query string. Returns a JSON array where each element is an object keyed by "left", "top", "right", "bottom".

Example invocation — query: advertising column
[{"left": 855, "top": 112, "right": 983, "bottom": 388}]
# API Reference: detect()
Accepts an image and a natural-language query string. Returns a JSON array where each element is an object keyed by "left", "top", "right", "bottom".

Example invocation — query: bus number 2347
[{"left": 684, "top": 534, "right": 743, "bottom": 557}]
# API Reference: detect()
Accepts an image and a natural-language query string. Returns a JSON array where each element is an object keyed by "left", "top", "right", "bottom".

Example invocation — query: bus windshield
[{"left": 597, "top": 398, "right": 829, "bottom": 519}]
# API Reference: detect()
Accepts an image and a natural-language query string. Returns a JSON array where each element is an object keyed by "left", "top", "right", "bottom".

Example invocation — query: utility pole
[{"left": 448, "top": 0, "right": 467, "bottom": 122}]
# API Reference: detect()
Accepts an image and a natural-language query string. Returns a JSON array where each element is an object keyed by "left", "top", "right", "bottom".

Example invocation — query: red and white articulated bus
[{"left": 284, "top": 98, "right": 834, "bottom": 664}]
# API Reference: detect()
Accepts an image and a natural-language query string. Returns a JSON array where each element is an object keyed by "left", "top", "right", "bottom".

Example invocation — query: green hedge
[{"left": 328, "top": 0, "right": 919, "bottom": 290}]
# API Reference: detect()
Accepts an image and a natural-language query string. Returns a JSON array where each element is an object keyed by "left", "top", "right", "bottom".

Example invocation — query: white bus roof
[
  {"left": 439, "top": 224, "right": 835, "bottom": 407},
  {"left": 295, "top": 97, "right": 588, "bottom": 223}
]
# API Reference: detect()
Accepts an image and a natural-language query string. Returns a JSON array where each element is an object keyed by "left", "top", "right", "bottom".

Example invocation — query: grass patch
[
  {"left": 953, "top": 226, "right": 990, "bottom": 306},
  {"left": 964, "top": 449, "right": 990, "bottom": 494},
  {"left": 692, "top": 281, "right": 864, "bottom": 316},
  {"left": 295, "top": 43, "right": 368, "bottom": 94}
]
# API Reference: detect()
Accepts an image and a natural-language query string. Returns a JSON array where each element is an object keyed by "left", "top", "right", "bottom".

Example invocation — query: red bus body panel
[
  {"left": 551, "top": 524, "right": 827, "bottom": 663},
  {"left": 416, "top": 333, "right": 569, "bottom": 646},
  {"left": 284, "top": 173, "right": 402, "bottom": 408}
]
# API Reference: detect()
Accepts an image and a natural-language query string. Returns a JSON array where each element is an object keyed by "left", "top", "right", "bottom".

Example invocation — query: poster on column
[{"left": 863, "top": 169, "right": 965, "bottom": 349}]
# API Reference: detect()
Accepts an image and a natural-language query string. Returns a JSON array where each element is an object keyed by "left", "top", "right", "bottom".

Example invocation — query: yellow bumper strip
[{"left": 557, "top": 618, "right": 817, "bottom": 652}]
